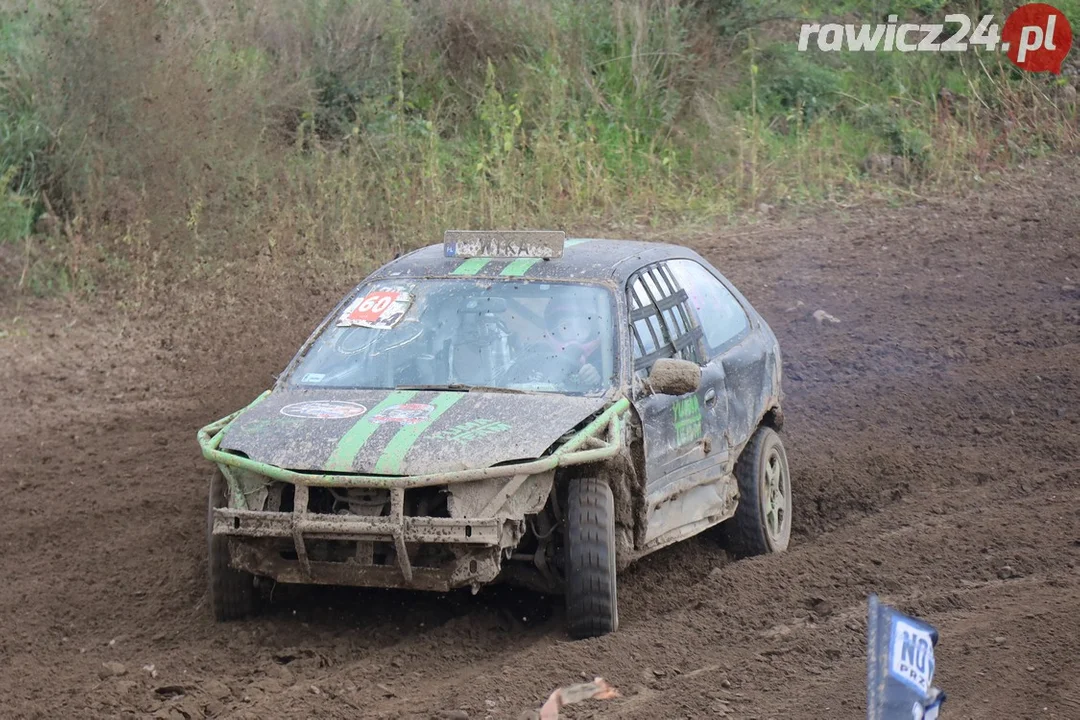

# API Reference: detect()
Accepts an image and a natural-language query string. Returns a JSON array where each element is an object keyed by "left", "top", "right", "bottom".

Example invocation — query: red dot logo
[{"left": 1002, "top": 3, "right": 1073, "bottom": 74}]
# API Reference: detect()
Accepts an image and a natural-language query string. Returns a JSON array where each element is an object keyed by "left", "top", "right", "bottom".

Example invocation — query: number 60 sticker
[{"left": 338, "top": 290, "right": 413, "bottom": 329}]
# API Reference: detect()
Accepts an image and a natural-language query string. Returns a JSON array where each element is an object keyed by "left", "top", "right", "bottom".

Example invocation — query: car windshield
[{"left": 287, "top": 279, "right": 617, "bottom": 395}]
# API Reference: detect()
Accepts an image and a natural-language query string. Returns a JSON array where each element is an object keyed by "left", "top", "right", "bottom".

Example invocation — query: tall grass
[{"left": 0, "top": 0, "right": 1076, "bottom": 297}]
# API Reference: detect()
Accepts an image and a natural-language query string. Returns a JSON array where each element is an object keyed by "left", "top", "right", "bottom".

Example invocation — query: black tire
[
  {"left": 564, "top": 477, "right": 618, "bottom": 639},
  {"left": 726, "top": 426, "right": 792, "bottom": 558},
  {"left": 208, "top": 470, "right": 256, "bottom": 621}
]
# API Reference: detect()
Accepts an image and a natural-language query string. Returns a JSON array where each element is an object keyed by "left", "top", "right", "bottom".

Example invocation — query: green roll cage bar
[{"left": 198, "top": 392, "right": 631, "bottom": 511}]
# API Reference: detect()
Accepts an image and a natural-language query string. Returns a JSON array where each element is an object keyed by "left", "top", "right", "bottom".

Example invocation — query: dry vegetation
[{"left": 0, "top": 0, "right": 1077, "bottom": 299}]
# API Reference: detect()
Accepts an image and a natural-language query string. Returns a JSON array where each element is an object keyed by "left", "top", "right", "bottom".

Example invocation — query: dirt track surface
[{"left": 2, "top": 161, "right": 1079, "bottom": 719}]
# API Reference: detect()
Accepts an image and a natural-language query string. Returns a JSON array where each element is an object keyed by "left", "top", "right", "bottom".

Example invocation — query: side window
[
  {"left": 667, "top": 259, "right": 750, "bottom": 358},
  {"left": 628, "top": 263, "right": 706, "bottom": 376}
]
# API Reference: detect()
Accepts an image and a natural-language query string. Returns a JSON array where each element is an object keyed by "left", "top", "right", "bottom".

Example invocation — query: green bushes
[
  {"left": 750, "top": 45, "right": 843, "bottom": 120},
  {"left": 0, "top": 10, "right": 50, "bottom": 244},
  {"left": 1, "top": 0, "right": 1076, "bottom": 296}
]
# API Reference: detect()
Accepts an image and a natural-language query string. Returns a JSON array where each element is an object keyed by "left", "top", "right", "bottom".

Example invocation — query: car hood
[{"left": 218, "top": 388, "right": 610, "bottom": 476}]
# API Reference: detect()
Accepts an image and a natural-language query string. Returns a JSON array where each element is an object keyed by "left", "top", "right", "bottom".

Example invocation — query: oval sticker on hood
[{"left": 280, "top": 401, "right": 368, "bottom": 419}]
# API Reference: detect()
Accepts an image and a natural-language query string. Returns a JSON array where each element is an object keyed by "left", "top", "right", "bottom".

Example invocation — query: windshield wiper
[
  {"left": 463, "top": 385, "right": 529, "bottom": 394},
  {"left": 396, "top": 383, "right": 527, "bottom": 394}
]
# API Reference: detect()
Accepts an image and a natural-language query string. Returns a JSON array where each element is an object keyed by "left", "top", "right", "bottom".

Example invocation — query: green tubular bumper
[
  {"left": 197, "top": 394, "right": 630, "bottom": 491},
  {"left": 197, "top": 394, "right": 629, "bottom": 589}
]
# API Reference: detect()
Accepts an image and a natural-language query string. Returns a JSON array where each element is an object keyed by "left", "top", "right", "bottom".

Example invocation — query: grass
[{"left": 0, "top": 0, "right": 1076, "bottom": 297}]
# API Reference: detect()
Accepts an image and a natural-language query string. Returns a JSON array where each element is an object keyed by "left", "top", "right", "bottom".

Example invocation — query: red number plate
[{"left": 345, "top": 291, "right": 400, "bottom": 323}]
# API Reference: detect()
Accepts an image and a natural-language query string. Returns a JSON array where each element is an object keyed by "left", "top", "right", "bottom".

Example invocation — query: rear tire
[
  {"left": 208, "top": 470, "right": 256, "bottom": 621},
  {"left": 726, "top": 427, "right": 792, "bottom": 557},
  {"left": 564, "top": 477, "right": 618, "bottom": 639}
]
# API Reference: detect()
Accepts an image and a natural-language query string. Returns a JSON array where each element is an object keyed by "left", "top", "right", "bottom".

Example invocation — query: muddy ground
[{"left": 1, "top": 160, "right": 1078, "bottom": 720}]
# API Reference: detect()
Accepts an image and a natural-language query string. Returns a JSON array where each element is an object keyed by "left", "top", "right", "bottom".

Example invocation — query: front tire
[
  {"left": 208, "top": 470, "right": 256, "bottom": 621},
  {"left": 727, "top": 427, "right": 792, "bottom": 557},
  {"left": 564, "top": 477, "right": 618, "bottom": 639}
]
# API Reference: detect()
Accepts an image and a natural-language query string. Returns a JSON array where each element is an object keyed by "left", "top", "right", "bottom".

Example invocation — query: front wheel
[
  {"left": 208, "top": 470, "right": 256, "bottom": 621},
  {"left": 564, "top": 477, "right": 618, "bottom": 639},
  {"left": 726, "top": 426, "right": 793, "bottom": 557}
]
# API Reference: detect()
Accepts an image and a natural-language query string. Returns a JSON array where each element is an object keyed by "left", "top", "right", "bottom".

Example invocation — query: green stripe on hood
[
  {"left": 373, "top": 392, "right": 465, "bottom": 475},
  {"left": 324, "top": 390, "right": 418, "bottom": 472}
]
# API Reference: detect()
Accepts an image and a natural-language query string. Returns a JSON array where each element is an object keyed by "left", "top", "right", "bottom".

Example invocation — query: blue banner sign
[{"left": 867, "top": 594, "right": 946, "bottom": 719}]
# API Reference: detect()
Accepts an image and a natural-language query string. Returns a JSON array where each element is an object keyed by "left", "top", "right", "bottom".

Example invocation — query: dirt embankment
[{"left": 1, "top": 159, "right": 1078, "bottom": 719}]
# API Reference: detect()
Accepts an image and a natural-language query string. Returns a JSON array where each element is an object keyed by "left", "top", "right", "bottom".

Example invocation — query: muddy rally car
[{"left": 199, "top": 231, "right": 790, "bottom": 638}]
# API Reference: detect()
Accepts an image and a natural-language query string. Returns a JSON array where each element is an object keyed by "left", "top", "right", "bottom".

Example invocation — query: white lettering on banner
[{"left": 889, "top": 618, "right": 936, "bottom": 695}]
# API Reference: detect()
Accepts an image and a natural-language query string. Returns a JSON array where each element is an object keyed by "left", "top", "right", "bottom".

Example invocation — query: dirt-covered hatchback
[{"left": 199, "top": 231, "right": 790, "bottom": 638}]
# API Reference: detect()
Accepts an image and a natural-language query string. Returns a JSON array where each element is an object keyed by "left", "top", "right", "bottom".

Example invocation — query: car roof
[{"left": 370, "top": 238, "right": 706, "bottom": 285}]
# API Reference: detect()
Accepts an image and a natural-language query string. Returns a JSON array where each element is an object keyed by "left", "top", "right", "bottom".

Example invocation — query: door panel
[
  {"left": 638, "top": 392, "right": 702, "bottom": 493},
  {"left": 665, "top": 259, "right": 768, "bottom": 459},
  {"left": 637, "top": 359, "right": 733, "bottom": 547},
  {"left": 625, "top": 262, "right": 734, "bottom": 549},
  {"left": 637, "top": 379, "right": 724, "bottom": 495}
]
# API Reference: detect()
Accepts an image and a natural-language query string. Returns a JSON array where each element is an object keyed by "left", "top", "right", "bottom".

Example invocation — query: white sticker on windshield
[
  {"left": 301, "top": 373, "right": 326, "bottom": 384},
  {"left": 337, "top": 290, "right": 413, "bottom": 329}
]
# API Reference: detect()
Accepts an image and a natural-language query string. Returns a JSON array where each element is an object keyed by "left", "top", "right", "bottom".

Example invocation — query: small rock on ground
[{"left": 99, "top": 661, "right": 127, "bottom": 678}]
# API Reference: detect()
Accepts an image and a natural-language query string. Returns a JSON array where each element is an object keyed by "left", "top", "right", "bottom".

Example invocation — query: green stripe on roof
[
  {"left": 500, "top": 239, "right": 591, "bottom": 276},
  {"left": 454, "top": 241, "right": 588, "bottom": 277},
  {"left": 373, "top": 392, "right": 465, "bottom": 475},
  {"left": 324, "top": 391, "right": 417, "bottom": 472},
  {"left": 450, "top": 257, "right": 494, "bottom": 275},
  {"left": 500, "top": 258, "right": 542, "bottom": 276}
]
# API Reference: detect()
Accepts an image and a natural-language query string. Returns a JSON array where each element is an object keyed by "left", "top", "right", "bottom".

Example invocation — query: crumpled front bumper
[
  {"left": 198, "top": 395, "right": 628, "bottom": 591},
  {"left": 213, "top": 483, "right": 512, "bottom": 591}
]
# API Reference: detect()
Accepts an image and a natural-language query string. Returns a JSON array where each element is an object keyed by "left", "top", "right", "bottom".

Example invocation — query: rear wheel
[
  {"left": 564, "top": 477, "right": 618, "bottom": 638},
  {"left": 726, "top": 427, "right": 792, "bottom": 557},
  {"left": 208, "top": 470, "right": 256, "bottom": 621}
]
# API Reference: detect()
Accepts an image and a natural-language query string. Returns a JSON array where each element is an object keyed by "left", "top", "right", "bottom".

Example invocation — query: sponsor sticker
[
  {"left": 338, "top": 290, "right": 413, "bottom": 329},
  {"left": 371, "top": 402, "right": 435, "bottom": 425},
  {"left": 673, "top": 395, "right": 703, "bottom": 446},
  {"left": 280, "top": 400, "right": 368, "bottom": 419}
]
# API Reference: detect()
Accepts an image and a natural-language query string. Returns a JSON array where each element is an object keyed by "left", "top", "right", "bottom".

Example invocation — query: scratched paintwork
[
  {"left": 220, "top": 389, "right": 607, "bottom": 475},
  {"left": 428, "top": 418, "right": 512, "bottom": 445}
]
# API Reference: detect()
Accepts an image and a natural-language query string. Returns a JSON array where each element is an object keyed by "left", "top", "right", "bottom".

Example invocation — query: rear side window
[
  {"left": 627, "top": 263, "right": 705, "bottom": 375},
  {"left": 667, "top": 259, "right": 750, "bottom": 358}
]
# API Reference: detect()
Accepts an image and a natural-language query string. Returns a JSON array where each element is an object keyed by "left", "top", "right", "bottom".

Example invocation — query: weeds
[{"left": 0, "top": 0, "right": 1076, "bottom": 297}]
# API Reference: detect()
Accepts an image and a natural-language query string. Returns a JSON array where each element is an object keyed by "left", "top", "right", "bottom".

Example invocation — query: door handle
[{"left": 704, "top": 388, "right": 717, "bottom": 407}]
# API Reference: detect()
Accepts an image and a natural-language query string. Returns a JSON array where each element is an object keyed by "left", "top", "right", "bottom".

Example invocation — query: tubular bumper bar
[
  {"left": 197, "top": 393, "right": 629, "bottom": 492},
  {"left": 198, "top": 394, "right": 629, "bottom": 586},
  {"left": 214, "top": 511, "right": 501, "bottom": 545}
]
